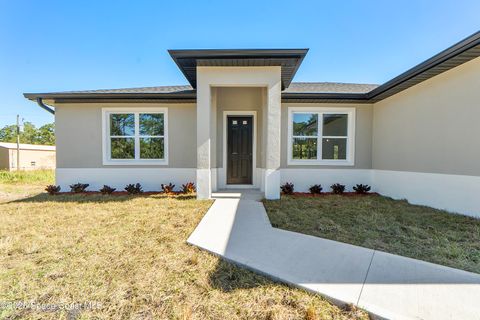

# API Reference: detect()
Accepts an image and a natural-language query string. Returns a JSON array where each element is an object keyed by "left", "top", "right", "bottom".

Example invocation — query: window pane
[
  {"left": 110, "top": 114, "right": 135, "bottom": 136},
  {"left": 292, "top": 138, "right": 317, "bottom": 160},
  {"left": 111, "top": 138, "right": 134, "bottom": 159},
  {"left": 140, "top": 113, "right": 164, "bottom": 136},
  {"left": 140, "top": 137, "right": 164, "bottom": 159},
  {"left": 293, "top": 113, "right": 318, "bottom": 136},
  {"left": 322, "top": 138, "right": 347, "bottom": 160},
  {"left": 323, "top": 114, "right": 348, "bottom": 136}
]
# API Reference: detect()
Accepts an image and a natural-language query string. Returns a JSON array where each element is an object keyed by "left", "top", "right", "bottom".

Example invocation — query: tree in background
[
  {"left": 0, "top": 122, "right": 55, "bottom": 145},
  {"left": 36, "top": 123, "right": 55, "bottom": 145}
]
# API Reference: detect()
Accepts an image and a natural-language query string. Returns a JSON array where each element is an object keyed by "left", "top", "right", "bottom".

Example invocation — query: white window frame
[
  {"left": 287, "top": 106, "right": 355, "bottom": 166},
  {"left": 102, "top": 107, "right": 168, "bottom": 165}
]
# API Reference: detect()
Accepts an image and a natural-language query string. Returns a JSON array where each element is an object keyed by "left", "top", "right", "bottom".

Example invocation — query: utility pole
[{"left": 16, "top": 114, "right": 20, "bottom": 171}]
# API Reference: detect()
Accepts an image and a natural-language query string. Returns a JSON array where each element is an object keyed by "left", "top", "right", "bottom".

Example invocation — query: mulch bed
[
  {"left": 48, "top": 191, "right": 189, "bottom": 196},
  {"left": 282, "top": 192, "right": 379, "bottom": 197}
]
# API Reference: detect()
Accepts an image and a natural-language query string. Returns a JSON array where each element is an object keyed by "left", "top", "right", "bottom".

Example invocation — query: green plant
[
  {"left": 330, "top": 183, "right": 345, "bottom": 194},
  {"left": 161, "top": 183, "right": 176, "bottom": 194},
  {"left": 125, "top": 183, "right": 143, "bottom": 194},
  {"left": 280, "top": 182, "right": 294, "bottom": 195},
  {"left": 70, "top": 183, "right": 89, "bottom": 193},
  {"left": 45, "top": 185, "right": 61, "bottom": 195},
  {"left": 353, "top": 184, "right": 371, "bottom": 194},
  {"left": 309, "top": 184, "right": 322, "bottom": 194},
  {"left": 0, "top": 169, "right": 54, "bottom": 184},
  {"left": 100, "top": 185, "right": 116, "bottom": 195},
  {"left": 182, "top": 182, "right": 196, "bottom": 194}
]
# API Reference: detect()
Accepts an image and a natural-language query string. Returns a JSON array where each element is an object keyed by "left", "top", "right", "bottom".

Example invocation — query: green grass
[
  {"left": 0, "top": 169, "right": 54, "bottom": 184},
  {"left": 0, "top": 184, "right": 368, "bottom": 319},
  {"left": 264, "top": 195, "right": 480, "bottom": 274}
]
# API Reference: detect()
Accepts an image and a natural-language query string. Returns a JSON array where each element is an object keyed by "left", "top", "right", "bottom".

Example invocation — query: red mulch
[
  {"left": 283, "top": 192, "right": 379, "bottom": 197},
  {"left": 48, "top": 191, "right": 186, "bottom": 196}
]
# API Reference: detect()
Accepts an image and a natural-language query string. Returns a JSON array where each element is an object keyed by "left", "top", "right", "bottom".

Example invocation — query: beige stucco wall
[
  {"left": 372, "top": 56, "right": 480, "bottom": 176},
  {"left": 55, "top": 99, "right": 373, "bottom": 171},
  {"left": 12, "top": 149, "right": 55, "bottom": 170},
  {"left": 215, "top": 87, "right": 264, "bottom": 168},
  {"left": 55, "top": 102, "right": 196, "bottom": 168},
  {"left": 0, "top": 148, "right": 55, "bottom": 170},
  {"left": 281, "top": 103, "right": 373, "bottom": 169},
  {"left": 0, "top": 148, "right": 9, "bottom": 170}
]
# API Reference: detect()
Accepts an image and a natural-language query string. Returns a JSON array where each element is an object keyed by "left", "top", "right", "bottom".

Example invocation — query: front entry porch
[{"left": 195, "top": 67, "right": 283, "bottom": 200}]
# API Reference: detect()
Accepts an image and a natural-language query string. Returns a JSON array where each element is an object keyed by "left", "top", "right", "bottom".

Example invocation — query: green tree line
[{"left": 0, "top": 122, "right": 55, "bottom": 145}]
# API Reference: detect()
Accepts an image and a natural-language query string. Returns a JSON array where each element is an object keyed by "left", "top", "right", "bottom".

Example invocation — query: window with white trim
[
  {"left": 103, "top": 109, "right": 167, "bottom": 164},
  {"left": 288, "top": 108, "right": 354, "bottom": 165}
]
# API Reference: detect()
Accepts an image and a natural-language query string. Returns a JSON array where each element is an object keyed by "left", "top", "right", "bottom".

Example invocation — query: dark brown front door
[{"left": 227, "top": 116, "right": 253, "bottom": 185}]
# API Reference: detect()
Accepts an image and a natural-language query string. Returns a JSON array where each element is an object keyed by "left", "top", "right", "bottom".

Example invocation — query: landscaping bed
[
  {"left": 282, "top": 192, "right": 380, "bottom": 198},
  {"left": 264, "top": 194, "right": 480, "bottom": 274}
]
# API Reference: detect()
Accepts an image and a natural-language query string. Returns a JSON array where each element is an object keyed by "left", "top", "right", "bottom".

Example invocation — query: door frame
[{"left": 222, "top": 111, "right": 257, "bottom": 189}]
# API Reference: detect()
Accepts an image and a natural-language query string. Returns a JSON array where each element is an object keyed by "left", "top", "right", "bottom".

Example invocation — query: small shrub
[
  {"left": 309, "top": 184, "right": 323, "bottom": 194},
  {"left": 330, "top": 183, "right": 345, "bottom": 194},
  {"left": 280, "top": 182, "right": 294, "bottom": 195},
  {"left": 99, "top": 185, "right": 116, "bottom": 195},
  {"left": 125, "top": 183, "right": 143, "bottom": 194},
  {"left": 353, "top": 184, "right": 371, "bottom": 194},
  {"left": 70, "top": 183, "right": 89, "bottom": 193},
  {"left": 45, "top": 185, "right": 61, "bottom": 195},
  {"left": 161, "top": 183, "right": 176, "bottom": 194},
  {"left": 182, "top": 182, "right": 196, "bottom": 194}
]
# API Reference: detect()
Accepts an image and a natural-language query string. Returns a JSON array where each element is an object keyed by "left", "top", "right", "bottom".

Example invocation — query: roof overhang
[
  {"left": 281, "top": 92, "right": 371, "bottom": 104},
  {"left": 23, "top": 91, "right": 197, "bottom": 104},
  {"left": 168, "top": 49, "right": 309, "bottom": 90},
  {"left": 367, "top": 30, "right": 480, "bottom": 101}
]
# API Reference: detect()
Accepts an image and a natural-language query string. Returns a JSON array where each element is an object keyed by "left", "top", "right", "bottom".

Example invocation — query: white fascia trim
[
  {"left": 102, "top": 107, "right": 169, "bottom": 166},
  {"left": 287, "top": 106, "right": 355, "bottom": 166},
  {"left": 221, "top": 110, "right": 258, "bottom": 188}
]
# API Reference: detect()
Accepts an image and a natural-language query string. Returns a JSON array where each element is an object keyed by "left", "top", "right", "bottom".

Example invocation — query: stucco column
[
  {"left": 196, "top": 80, "right": 212, "bottom": 199},
  {"left": 264, "top": 81, "right": 282, "bottom": 199}
]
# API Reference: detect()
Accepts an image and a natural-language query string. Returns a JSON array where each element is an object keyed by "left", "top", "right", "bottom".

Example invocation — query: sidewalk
[{"left": 187, "top": 190, "right": 480, "bottom": 320}]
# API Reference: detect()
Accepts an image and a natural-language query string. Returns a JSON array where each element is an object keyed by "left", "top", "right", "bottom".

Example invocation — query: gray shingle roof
[
  {"left": 284, "top": 82, "right": 379, "bottom": 94},
  {"left": 36, "top": 82, "right": 378, "bottom": 95},
  {"left": 50, "top": 85, "right": 195, "bottom": 94}
]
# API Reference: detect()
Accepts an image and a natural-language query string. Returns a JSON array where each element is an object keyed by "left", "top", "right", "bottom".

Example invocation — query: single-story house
[
  {"left": 24, "top": 31, "right": 480, "bottom": 217},
  {"left": 0, "top": 142, "right": 55, "bottom": 171}
]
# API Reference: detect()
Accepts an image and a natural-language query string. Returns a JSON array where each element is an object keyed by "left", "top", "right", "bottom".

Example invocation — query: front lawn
[
  {"left": 264, "top": 195, "right": 480, "bottom": 274},
  {"left": 0, "top": 177, "right": 367, "bottom": 319},
  {"left": 0, "top": 169, "right": 55, "bottom": 202}
]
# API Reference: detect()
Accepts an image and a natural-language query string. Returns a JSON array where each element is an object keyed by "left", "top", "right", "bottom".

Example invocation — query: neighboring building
[
  {"left": 24, "top": 31, "right": 480, "bottom": 216},
  {"left": 0, "top": 142, "right": 55, "bottom": 170}
]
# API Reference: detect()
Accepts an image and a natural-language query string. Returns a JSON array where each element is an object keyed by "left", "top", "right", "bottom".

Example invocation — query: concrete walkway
[{"left": 187, "top": 190, "right": 480, "bottom": 320}]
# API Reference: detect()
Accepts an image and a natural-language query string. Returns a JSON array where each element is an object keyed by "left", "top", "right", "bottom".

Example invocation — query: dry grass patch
[
  {"left": 0, "top": 170, "right": 54, "bottom": 202},
  {"left": 264, "top": 195, "right": 480, "bottom": 274},
  {"left": 0, "top": 185, "right": 367, "bottom": 319}
]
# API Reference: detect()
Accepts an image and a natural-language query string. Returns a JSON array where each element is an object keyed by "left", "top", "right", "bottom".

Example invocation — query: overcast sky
[{"left": 1, "top": 0, "right": 479, "bottom": 127}]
